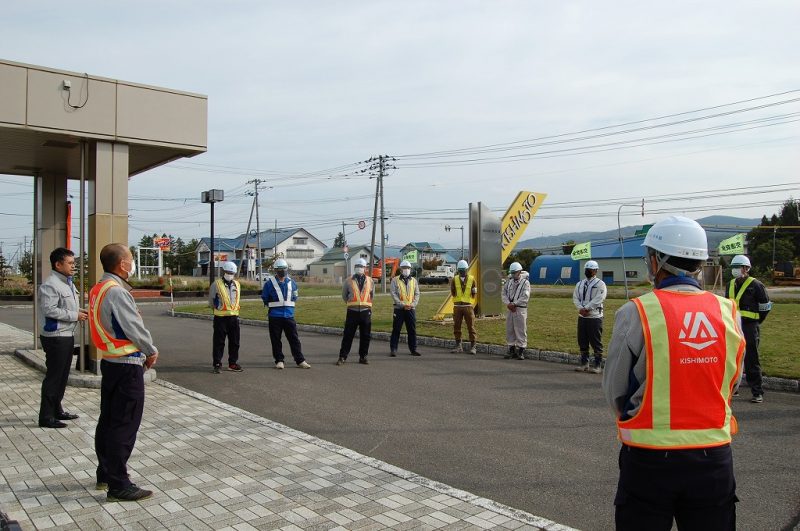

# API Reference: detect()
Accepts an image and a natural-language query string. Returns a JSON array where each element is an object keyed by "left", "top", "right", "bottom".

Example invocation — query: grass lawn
[{"left": 178, "top": 291, "right": 800, "bottom": 380}]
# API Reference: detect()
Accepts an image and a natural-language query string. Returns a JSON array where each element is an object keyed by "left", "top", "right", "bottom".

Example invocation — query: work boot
[
  {"left": 469, "top": 343, "right": 477, "bottom": 355},
  {"left": 336, "top": 357, "right": 346, "bottom": 366},
  {"left": 450, "top": 342, "right": 463, "bottom": 353},
  {"left": 575, "top": 362, "right": 589, "bottom": 372},
  {"left": 504, "top": 346, "right": 515, "bottom": 359},
  {"left": 107, "top": 484, "right": 153, "bottom": 502},
  {"left": 358, "top": 357, "right": 369, "bottom": 365},
  {"left": 516, "top": 347, "right": 525, "bottom": 360},
  {"left": 390, "top": 350, "right": 397, "bottom": 357}
]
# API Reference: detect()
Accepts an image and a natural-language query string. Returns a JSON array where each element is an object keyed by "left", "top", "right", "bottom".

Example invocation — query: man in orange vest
[
  {"left": 603, "top": 216, "right": 745, "bottom": 530},
  {"left": 337, "top": 257, "right": 374, "bottom": 365},
  {"left": 389, "top": 260, "right": 421, "bottom": 356},
  {"left": 89, "top": 243, "right": 159, "bottom": 502},
  {"left": 208, "top": 261, "right": 243, "bottom": 373}
]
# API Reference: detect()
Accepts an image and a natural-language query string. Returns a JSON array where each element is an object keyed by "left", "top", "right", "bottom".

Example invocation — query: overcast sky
[{"left": 2, "top": 1, "right": 799, "bottom": 255}]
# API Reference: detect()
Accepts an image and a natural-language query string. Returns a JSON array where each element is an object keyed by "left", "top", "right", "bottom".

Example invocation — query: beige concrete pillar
[
  {"left": 36, "top": 174, "right": 68, "bottom": 282},
  {"left": 88, "top": 141, "right": 129, "bottom": 287}
]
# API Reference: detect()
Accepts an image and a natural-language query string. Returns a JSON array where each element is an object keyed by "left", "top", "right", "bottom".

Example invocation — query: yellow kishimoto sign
[
  {"left": 718, "top": 233, "right": 745, "bottom": 255},
  {"left": 433, "top": 191, "right": 547, "bottom": 320},
  {"left": 570, "top": 242, "right": 591, "bottom": 260}
]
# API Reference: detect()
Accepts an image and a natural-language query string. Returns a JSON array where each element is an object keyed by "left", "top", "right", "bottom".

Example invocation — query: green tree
[
  {"left": 19, "top": 250, "right": 33, "bottom": 283},
  {"left": 746, "top": 198, "right": 800, "bottom": 276},
  {"left": 0, "top": 252, "right": 7, "bottom": 287},
  {"left": 333, "top": 231, "right": 346, "bottom": 248},
  {"left": 503, "top": 248, "right": 541, "bottom": 271}
]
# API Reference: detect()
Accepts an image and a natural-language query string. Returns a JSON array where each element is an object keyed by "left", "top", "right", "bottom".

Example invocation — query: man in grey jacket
[
  {"left": 38, "top": 247, "right": 88, "bottom": 429},
  {"left": 502, "top": 262, "right": 530, "bottom": 360},
  {"left": 89, "top": 243, "right": 158, "bottom": 502},
  {"left": 573, "top": 260, "right": 607, "bottom": 373},
  {"left": 389, "top": 260, "right": 421, "bottom": 356}
]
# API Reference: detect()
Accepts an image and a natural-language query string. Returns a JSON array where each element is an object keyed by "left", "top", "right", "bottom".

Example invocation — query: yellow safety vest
[
  {"left": 617, "top": 290, "right": 745, "bottom": 450},
  {"left": 347, "top": 276, "right": 373, "bottom": 308},
  {"left": 727, "top": 277, "right": 759, "bottom": 320},
  {"left": 453, "top": 275, "right": 475, "bottom": 304},
  {"left": 88, "top": 280, "right": 140, "bottom": 359},
  {"left": 214, "top": 279, "right": 240, "bottom": 316},
  {"left": 396, "top": 277, "right": 417, "bottom": 306}
]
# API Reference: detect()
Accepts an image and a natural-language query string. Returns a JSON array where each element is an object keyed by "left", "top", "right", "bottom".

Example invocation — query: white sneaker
[
  {"left": 298, "top": 361, "right": 311, "bottom": 369},
  {"left": 469, "top": 344, "right": 477, "bottom": 355},
  {"left": 275, "top": 361, "right": 285, "bottom": 370}
]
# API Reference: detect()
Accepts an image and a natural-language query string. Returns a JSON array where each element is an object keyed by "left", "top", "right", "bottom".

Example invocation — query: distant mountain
[{"left": 517, "top": 216, "right": 761, "bottom": 253}]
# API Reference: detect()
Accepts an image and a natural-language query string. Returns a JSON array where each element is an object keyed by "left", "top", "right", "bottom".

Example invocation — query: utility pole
[
  {"left": 379, "top": 155, "right": 387, "bottom": 293},
  {"left": 368, "top": 157, "right": 380, "bottom": 280},
  {"left": 240, "top": 191, "right": 257, "bottom": 278},
  {"left": 254, "top": 180, "right": 264, "bottom": 287}
]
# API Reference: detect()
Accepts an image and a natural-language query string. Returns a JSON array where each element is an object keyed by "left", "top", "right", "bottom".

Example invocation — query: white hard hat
[
  {"left": 642, "top": 216, "right": 708, "bottom": 260},
  {"left": 584, "top": 260, "right": 599, "bottom": 270},
  {"left": 355, "top": 258, "right": 367, "bottom": 267},
  {"left": 274, "top": 258, "right": 288, "bottom": 269},
  {"left": 509, "top": 262, "right": 523, "bottom": 273},
  {"left": 222, "top": 261, "right": 237, "bottom": 273},
  {"left": 399, "top": 260, "right": 411, "bottom": 268},
  {"left": 457, "top": 259, "right": 469, "bottom": 270},
  {"left": 730, "top": 255, "right": 751, "bottom": 267}
]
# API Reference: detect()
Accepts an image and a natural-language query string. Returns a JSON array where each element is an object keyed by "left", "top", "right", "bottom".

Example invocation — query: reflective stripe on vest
[
  {"left": 267, "top": 276, "right": 296, "bottom": 308},
  {"left": 453, "top": 275, "right": 475, "bottom": 304},
  {"left": 214, "top": 279, "right": 240, "bottom": 316},
  {"left": 347, "top": 276, "right": 373, "bottom": 307},
  {"left": 617, "top": 290, "right": 745, "bottom": 450},
  {"left": 727, "top": 277, "right": 759, "bottom": 320},
  {"left": 88, "top": 280, "right": 140, "bottom": 359},
  {"left": 397, "top": 277, "right": 416, "bottom": 305}
]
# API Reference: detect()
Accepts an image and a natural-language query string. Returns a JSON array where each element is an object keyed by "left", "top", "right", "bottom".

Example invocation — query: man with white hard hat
[
  {"left": 501, "top": 262, "right": 530, "bottom": 360},
  {"left": 450, "top": 259, "right": 478, "bottom": 354},
  {"left": 337, "top": 257, "right": 374, "bottom": 365},
  {"left": 261, "top": 258, "right": 310, "bottom": 369},
  {"left": 208, "top": 261, "right": 243, "bottom": 373},
  {"left": 727, "top": 254, "right": 771, "bottom": 403},
  {"left": 389, "top": 260, "right": 421, "bottom": 356},
  {"left": 572, "top": 260, "right": 607, "bottom": 373},
  {"left": 603, "top": 216, "right": 745, "bottom": 530}
]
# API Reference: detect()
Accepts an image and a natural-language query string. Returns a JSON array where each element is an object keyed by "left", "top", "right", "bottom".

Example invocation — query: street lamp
[
  {"left": 445, "top": 225, "right": 464, "bottom": 259},
  {"left": 201, "top": 189, "right": 224, "bottom": 283},
  {"left": 617, "top": 199, "right": 645, "bottom": 300}
]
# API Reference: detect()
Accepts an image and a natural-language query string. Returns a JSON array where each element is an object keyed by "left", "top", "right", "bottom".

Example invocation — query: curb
[{"left": 170, "top": 312, "right": 800, "bottom": 394}]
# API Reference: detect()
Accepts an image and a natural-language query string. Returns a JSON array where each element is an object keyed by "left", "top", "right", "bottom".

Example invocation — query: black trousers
[
  {"left": 339, "top": 309, "right": 371, "bottom": 359},
  {"left": 615, "top": 444, "right": 737, "bottom": 531},
  {"left": 268, "top": 316, "right": 305, "bottom": 364},
  {"left": 95, "top": 361, "right": 145, "bottom": 491},
  {"left": 741, "top": 320, "right": 763, "bottom": 397},
  {"left": 577, "top": 317, "right": 603, "bottom": 364},
  {"left": 390, "top": 308, "right": 417, "bottom": 352},
  {"left": 39, "top": 336, "right": 74, "bottom": 422},
  {"left": 212, "top": 315, "right": 240, "bottom": 367}
]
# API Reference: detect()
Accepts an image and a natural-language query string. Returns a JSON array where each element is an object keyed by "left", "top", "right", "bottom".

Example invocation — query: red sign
[{"left": 153, "top": 237, "right": 171, "bottom": 251}]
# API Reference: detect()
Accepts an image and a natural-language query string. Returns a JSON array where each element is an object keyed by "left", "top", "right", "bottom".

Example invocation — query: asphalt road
[{"left": 2, "top": 303, "right": 798, "bottom": 530}]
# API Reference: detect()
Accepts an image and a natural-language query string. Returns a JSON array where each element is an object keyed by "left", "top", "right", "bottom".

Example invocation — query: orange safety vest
[
  {"left": 617, "top": 290, "right": 745, "bottom": 450},
  {"left": 213, "top": 279, "right": 240, "bottom": 316},
  {"left": 88, "top": 279, "right": 140, "bottom": 359},
  {"left": 396, "top": 277, "right": 417, "bottom": 306},
  {"left": 347, "top": 276, "right": 373, "bottom": 308},
  {"left": 453, "top": 275, "right": 475, "bottom": 304}
]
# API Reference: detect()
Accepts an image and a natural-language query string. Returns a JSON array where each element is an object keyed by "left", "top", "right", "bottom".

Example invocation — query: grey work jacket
[
  {"left": 38, "top": 270, "right": 80, "bottom": 337},
  {"left": 501, "top": 272, "right": 531, "bottom": 308},
  {"left": 573, "top": 277, "right": 607, "bottom": 318},
  {"left": 342, "top": 274, "right": 374, "bottom": 311},
  {"left": 95, "top": 272, "right": 158, "bottom": 365},
  {"left": 390, "top": 275, "right": 420, "bottom": 309}
]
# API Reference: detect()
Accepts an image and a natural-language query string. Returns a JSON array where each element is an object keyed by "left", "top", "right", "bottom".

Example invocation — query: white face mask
[
  {"left": 401, "top": 268, "right": 411, "bottom": 277},
  {"left": 354, "top": 266, "right": 365, "bottom": 275},
  {"left": 223, "top": 273, "right": 234, "bottom": 281},
  {"left": 123, "top": 260, "right": 136, "bottom": 278},
  {"left": 731, "top": 268, "right": 742, "bottom": 279}
]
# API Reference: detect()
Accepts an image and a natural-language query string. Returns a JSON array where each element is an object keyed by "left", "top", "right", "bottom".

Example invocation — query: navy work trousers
[
  {"left": 390, "top": 308, "right": 417, "bottom": 353},
  {"left": 38, "top": 335, "right": 74, "bottom": 422},
  {"left": 212, "top": 315, "right": 240, "bottom": 367},
  {"left": 741, "top": 320, "right": 763, "bottom": 397},
  {"left": 339, "top": 309, "right": 371, "bottom": 359},
  {"left": 614, "top": 444, "right": 737, "bottom": 531},
  {"left": 268, "top": 316, "right": 305, "bottom": 364},
  {"left": 95, "top": 361, "right": 145, "bottom": 491},
  {"left": 577, "top": 317, "right": 603, "bottom": 365}
]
